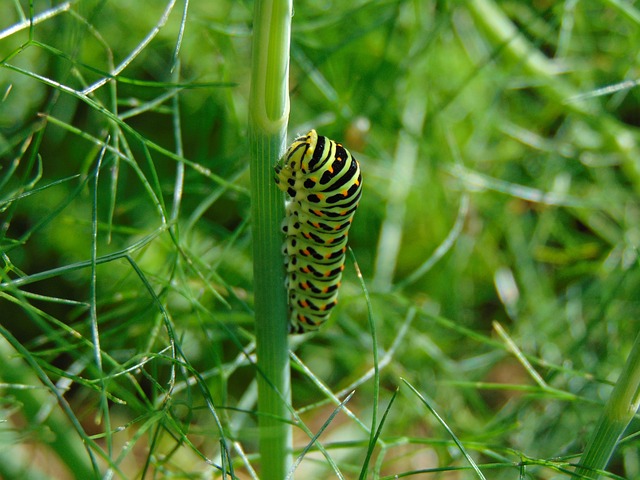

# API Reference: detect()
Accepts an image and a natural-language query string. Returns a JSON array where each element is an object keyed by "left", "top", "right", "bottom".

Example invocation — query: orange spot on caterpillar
[{"left": 321, "top": 301, "right": 337, "bottom": 312}]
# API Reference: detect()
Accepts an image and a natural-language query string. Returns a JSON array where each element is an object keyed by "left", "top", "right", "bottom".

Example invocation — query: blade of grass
[
  {"left": 402, "top": 378, "right": 487, "bottom": 480},
  {"left": 361, "top": 388, "right": 398, "bottom": 479},
  {"left": 287, "top": 391, "right": 355, "bottom": 479},
  {"left": 89, "top": 141, "right": 112, "bottom": 458},
  {"left": 574, "top": 331, "right": 640, "bottom": 479},
  {"left": 0, "top": 1, "right": 72, "bottom": 41},
  {"left": 350, "top": 249, "right": 382, "bottom": 479},
  {"left": 82, "top": 0, "right": 178, "bottom": 95}
]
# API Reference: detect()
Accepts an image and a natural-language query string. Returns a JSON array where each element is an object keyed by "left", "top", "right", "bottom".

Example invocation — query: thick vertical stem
[{"left": 248, "top": 0, "right": 293, "bottom": 478}]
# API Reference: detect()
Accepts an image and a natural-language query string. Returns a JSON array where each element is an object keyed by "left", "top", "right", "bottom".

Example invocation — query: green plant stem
[
  {"left": 248, "top": 0, "right": 293, "bottom": 478},
  {"left": 574, "top": 332, "right": 640, "bottom": 479}
]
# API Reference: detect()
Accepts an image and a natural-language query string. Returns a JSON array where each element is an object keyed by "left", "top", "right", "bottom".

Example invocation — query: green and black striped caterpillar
[{"left": 274, "top": 129, "right": 362, "bottom": 333}]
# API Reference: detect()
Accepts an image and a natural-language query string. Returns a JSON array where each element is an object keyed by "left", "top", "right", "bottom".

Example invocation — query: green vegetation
[{"left": 1, "top": 1, "right": 639, "bottom": 479}]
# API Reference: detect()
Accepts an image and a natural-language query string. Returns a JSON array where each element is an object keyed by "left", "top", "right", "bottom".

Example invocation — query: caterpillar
[{"left": 274, "top": 129, "right": 362, "bottom": 333}]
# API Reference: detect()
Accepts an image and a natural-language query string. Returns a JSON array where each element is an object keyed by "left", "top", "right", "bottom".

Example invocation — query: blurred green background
[{"left": 1, "top": 0, "right": 640, "bottom": 478}]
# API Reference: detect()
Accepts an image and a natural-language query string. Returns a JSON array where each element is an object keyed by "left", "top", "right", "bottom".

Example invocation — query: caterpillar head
[{"left": 286, "top": 129, "right": 319, "bottom": 174}]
